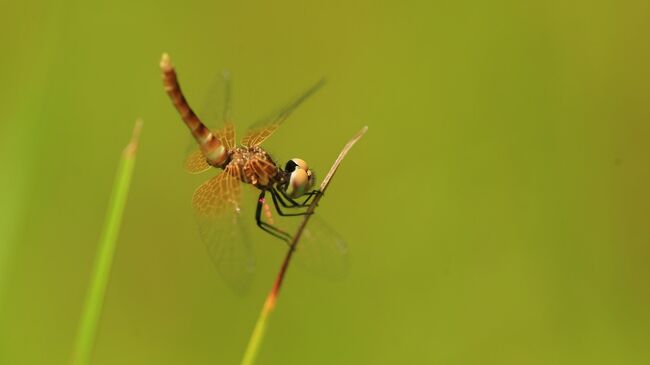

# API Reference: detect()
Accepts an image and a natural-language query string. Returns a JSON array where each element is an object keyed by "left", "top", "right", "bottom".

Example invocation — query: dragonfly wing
[
  {"left": 185, "top": 149, "right": 211, "bottom": 174},
  {"left": 193, "top": 166, "right": 255, "bottom": 293},
  {"left": 293, "top": 215, "right": 349, "bottom": 280},
  {"left": 199, "top": 71, "right": 236, "bottom": 149},
  {"left": 183, "top": 71, "right": 236, "bottom": 173},
  {"left": 241, "top": 79, "right": 325, "bottom": 147},
  {"left": 215, "top": 121, "right": 236, "bottom": 150}
]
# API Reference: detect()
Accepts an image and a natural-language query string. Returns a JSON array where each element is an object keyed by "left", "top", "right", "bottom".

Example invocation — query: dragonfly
[{"left": 160, "top": 54, "right": 347, "bottom": 292}]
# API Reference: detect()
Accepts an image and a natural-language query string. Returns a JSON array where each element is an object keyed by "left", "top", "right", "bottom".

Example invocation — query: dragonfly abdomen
[{"left": 161, "top": 53, "right": 228, "bottom": 168}]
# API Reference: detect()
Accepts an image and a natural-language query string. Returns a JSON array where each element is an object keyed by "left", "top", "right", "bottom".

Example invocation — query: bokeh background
[{"left": 1, "top": 1, "right": 649, "bottom": 364}]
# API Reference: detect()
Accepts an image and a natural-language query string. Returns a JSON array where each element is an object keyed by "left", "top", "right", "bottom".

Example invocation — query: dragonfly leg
[
  {"left": 269, "top": 189, "right": 313, "bottom": 217},
  {"left": 300, "top": 190, "right": 321, "bottom": 206},
  {"left": 275, "top": 187, "right": 300, "bottom": 207},
  {"left": 256, "top": 190, "right": 292, "bottom": 244},
  {"left": 276, "top": 187, "right": 320, "bottom": 208}
]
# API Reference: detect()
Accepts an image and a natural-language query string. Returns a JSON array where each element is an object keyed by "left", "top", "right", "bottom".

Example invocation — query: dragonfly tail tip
[{"left": 160, "top": 52, "right": 172, "bottom": 71}]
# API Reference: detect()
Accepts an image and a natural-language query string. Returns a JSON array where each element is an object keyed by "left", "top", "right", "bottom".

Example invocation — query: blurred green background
[{"left": 1, "top": 0, "right": 649, "bottom": 364}]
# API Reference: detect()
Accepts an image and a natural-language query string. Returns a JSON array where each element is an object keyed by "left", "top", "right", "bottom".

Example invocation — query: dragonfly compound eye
[
  {"left": 287, "top": 158, "right": 308, "bottom": 172},
  {"left": 285, "top": 159, "right": 299, "bottom": 172},
  {"left": 286, "top": 168, "right": 309, "bottom": 198}
]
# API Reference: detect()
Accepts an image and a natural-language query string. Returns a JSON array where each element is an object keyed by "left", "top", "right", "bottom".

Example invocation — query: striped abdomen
[{"left": 160, "top": 53, "right": 228, "bottom": 168}]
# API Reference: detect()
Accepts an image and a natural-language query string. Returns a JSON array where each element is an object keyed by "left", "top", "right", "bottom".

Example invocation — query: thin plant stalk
[
  {"left": 70, "top": 119, "right": 143, "bottom": 365},
  {"left": 240, "top": 126, "right": 368, "bottom": 365}
]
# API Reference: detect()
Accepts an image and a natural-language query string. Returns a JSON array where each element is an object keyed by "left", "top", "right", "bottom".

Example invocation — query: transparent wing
[
  {"left": 185, "top": 149, "right": 211, "bottom": 174},
  {"left": 293, "top": 215, "right": 349, "bottom": 280},
  {"left": 241, "top": 79, "right": 325, "bottom": 147},
  {"left": 199, "top": 70, "right": 236, "bottom": 149},
  {"left": 215, "top": 121, "right": 236, "bottom": 150},
  {"left": 192, "top": 165, "right": 255, "bottom": 293},
  {"left": 259, "top": 197, "right": 347, "bottom": 279},
  {"left": 183, "top": 71, "right": 236, "bottom": 173}
]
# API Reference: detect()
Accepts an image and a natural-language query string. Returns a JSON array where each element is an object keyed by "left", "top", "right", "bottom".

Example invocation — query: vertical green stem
[{"left": 70, "top": 120, "right": 142, "bottom": 365}]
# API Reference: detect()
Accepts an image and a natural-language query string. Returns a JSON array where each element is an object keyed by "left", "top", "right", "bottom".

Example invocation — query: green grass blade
[
  {"left": 240, "top": 295, "right": 274, "bottom": 365},
  {"left": 70, "top": 119, "right": 143, "bottom": 365}
]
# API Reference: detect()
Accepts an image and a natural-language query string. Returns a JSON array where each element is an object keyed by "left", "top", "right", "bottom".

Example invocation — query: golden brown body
[
  {"left": 226, "top": 146, "right": 281, "bottom": 189},
  {"left": 160, "top": 53, "right": 333, "bottom": 292}
]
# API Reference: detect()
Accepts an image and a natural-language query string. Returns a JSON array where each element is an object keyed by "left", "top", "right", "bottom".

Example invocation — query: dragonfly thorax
[{"left": 227, "top": 146, "right": 281, "bottom": 188}]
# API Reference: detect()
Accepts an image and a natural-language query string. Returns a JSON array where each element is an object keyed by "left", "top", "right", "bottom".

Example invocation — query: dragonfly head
[{"left": 282, "top": 158, "right": 315, "bottom": 198}]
